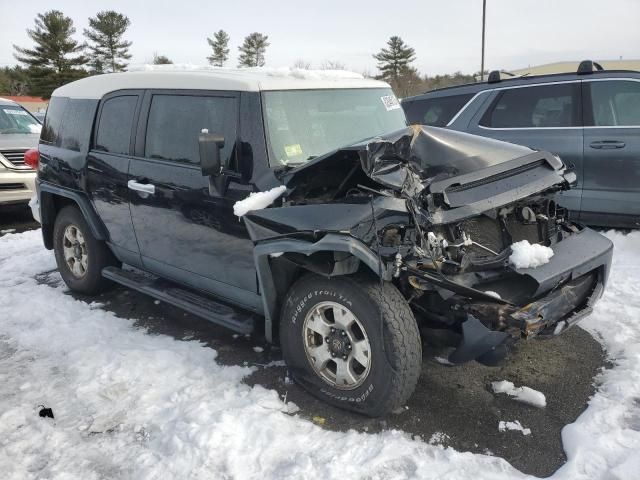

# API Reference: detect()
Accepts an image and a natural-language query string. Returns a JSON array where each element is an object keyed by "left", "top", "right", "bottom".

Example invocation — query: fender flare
[
  {"left": 254, "top": 233, "right": 387, "bottom": 342},
  {"left": 39, "top": 181, "right": 108, "bottom": 248}
]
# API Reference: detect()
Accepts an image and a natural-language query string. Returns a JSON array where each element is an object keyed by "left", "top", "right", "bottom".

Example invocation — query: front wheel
[{"left": 280, "top": 273, "right": 422, "bottom": 417}]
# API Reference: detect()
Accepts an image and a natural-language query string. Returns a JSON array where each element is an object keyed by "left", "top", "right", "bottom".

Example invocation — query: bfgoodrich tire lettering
[
  {"left": 53, "top": 205, "right": 118, "bottom": 295},
  {"left": 280, "top": 273, "right": 422, "bottom": 417}
]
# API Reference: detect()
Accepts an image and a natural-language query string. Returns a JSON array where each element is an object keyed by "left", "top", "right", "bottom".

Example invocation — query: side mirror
[{"left": 199, "top": 131, "right": 225, "bottom": 176}]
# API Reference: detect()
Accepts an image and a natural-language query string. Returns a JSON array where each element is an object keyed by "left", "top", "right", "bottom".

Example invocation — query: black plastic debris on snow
[{"left": 38, "top": 405, "right": 54, "bottom": 419}]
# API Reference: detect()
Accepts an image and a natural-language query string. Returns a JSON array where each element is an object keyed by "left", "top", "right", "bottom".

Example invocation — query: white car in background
[{"left": 0, "top": 97, "right": 41, "bottom": 207}]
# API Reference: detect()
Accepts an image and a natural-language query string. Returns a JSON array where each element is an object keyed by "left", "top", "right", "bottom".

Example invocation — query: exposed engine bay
[{"left": 244, "top": 126, "right": 612, "bottom": 364}]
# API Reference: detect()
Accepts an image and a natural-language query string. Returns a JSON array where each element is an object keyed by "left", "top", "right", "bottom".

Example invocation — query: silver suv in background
[
  {"left": 402, "top": 61, "right": 640, "bottom": 228},
  {"left": 0, "top": 97, "right": 41, "bottom": 207}
]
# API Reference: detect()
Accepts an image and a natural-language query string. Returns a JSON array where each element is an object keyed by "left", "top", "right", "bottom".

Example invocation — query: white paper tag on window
[
  {"left": 380, "top": 95, "right": 400, "bottom": 111},
  {"left": 3, "top": 108, "right": 29, "bottom": 116}
]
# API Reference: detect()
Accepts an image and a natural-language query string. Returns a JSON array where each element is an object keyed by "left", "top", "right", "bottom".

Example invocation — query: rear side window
[
  {"left": 144, "top": 94, "right": 237, "bottom": 165},
  {"left": 41, "top": 97, "right": 68, "bottom": 144},
  {"left": 403, "top": 94, "right": 474, "bottom": 126},
  {"left": 480, "top": 83, "right": 580, "bottom": 128},
  {"left": 95, "top": 96, "right": 138, "bottom": 155},
  {"left": 59, "top": 100, "right": 97, "bottom": 152},
  {"left": 587, "top": 80, "right": 640, "bottom": 126}
]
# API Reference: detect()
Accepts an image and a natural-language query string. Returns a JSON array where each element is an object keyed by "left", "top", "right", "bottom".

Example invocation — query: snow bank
[
  {"left": 499, "top": 421, "right": 531, "bottom": 436},
  {"left": 509, "top": 240, "right": 554, "bottom": 269},
  {"left": 2, "top": 228, "right": 640, "bottom": 479},
  {"left": 492, "top": 380, "right": 547, "bottom": 408},
  {"left": 233, "top": 185, "right": 286, "bottom": 217}
]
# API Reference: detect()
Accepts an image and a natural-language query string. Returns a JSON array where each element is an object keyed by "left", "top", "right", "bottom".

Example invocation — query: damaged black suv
[{"left": 32, "top": 69, "right": 613, "bottom": 417}]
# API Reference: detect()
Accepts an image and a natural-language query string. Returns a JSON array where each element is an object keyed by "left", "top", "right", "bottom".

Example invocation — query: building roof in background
[
  {"left": 53, "top": 65, "right": 389, "bottom": 99},
  {"left": 511, "top": 59, "right": 640, "bottom": 76}
]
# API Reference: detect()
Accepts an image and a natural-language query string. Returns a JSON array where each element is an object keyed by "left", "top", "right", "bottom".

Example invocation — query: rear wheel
[
  {"left": 280, "top": 273, "right": 422, "bottom": 417},
  {"left": 53, "top": 205, "right": 118, "bottom": 294}
]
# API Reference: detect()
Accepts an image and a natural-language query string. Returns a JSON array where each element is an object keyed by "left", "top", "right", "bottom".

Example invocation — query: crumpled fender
[{"left": 252, "top": 233, "right": 388, "bottom": 342}]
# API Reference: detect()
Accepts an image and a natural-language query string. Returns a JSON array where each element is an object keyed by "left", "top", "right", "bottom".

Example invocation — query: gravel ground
[
  {"left": 0, "top": 205, "right": 39, "bottom": 235},
  {"left": 6, "top": 214, "right": 607, "bottom": 478}
]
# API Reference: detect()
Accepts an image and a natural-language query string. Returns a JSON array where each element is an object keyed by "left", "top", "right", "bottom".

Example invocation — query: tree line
[{"left": 1, "top": 9, "right": 478, "bottom": 99}]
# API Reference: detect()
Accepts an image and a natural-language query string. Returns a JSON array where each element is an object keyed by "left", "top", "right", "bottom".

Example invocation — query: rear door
[
  {"left": 128, "top": 90, "right": 260, "bottom": 309},
  {"left": 87, "top": 91, "right": 142, "bottom": 266},
  {"left": 581, "top": 78, "right": 640, "bottom": 227},
  {"left": 467, "top": 82, "right": 584, "bottom": 216}
]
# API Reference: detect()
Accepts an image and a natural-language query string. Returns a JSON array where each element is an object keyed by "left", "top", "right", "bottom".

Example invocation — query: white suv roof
[{"left": 53, "top": 66, "right": 390, "bottom": 99}]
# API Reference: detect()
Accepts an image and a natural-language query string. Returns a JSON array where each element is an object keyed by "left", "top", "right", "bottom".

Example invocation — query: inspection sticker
[
  {"left": 284, "top": 144, "right": 303, "bottom": 157},
  {"left": 3, "top": 108, "right": 29, "bottom": 115},
  {"left": 380, "top": 95, "right": 400, "bottom": 111}
]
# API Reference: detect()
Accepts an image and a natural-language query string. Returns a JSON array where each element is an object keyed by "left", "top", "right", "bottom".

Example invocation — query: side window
[
  {"left": 144, "top": 94, "right": 237, "bottom": 165},
  {"left": 95, "top": 96, "right": 138, "bottom": 155},
  {"left": 404, "top": 94, "right": 474, "bottom": 126},
  {"left": 480, "top": 83, "right": 580, "bottom": 128},
  {"left": 41, "top": 97, "right": 68, "bottom": 145},
  {"left": 59, "top": 100, "right": 97, "bottom": 152},
  {"left": 587, "top": 80, "right": 640, "bottom": 127}
]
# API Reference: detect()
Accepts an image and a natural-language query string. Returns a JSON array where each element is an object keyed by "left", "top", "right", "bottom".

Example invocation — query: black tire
[
  {"left": 53, "top": 205, "right": 118, "bottom": 295},
  {"left": 280, "top": 273, "right": 422, "bottom": 417}
]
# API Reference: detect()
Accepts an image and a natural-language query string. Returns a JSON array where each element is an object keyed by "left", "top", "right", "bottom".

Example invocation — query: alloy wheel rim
[
  {"left": 302, "top": 301, "right": 372, "bottom": 390},
  {"left": 62, "top": 224, "right": 88, "bottom": 278}
]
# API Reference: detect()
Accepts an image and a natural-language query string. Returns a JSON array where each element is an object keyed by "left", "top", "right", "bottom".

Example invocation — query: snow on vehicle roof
[{"left": 52, "top": 65, "right": 390, "bottom": 99}]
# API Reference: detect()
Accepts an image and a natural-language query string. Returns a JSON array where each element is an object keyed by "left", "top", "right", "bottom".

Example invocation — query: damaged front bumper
[{"left": 447, "top": 228, "right": 613, "bottom": 365}]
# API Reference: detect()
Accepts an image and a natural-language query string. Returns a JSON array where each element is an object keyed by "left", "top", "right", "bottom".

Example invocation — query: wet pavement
[{"left": 8, "top": 214, "right": 607, "bottom": 478}]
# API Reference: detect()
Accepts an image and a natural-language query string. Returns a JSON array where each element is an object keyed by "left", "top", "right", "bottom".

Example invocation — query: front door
[
  {"left": 128, "top": 90, "right": 260, "bottom": 310},
  {"left": 581, "top": 79, "right": 640, "bottom": 227}
]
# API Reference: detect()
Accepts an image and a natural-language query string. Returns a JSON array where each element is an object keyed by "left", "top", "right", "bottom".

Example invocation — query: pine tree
[
  {"left": 13, "top": 10, "right": 88, "bottom": 98},
  {"left": 207, "top": 30, "right": 230, "bottom": 67},
  {"left": 373, "top": 36, "right": 416, "bottom": 83},
  {"left": 84, "top": 10, "right": 132, "bottom": 73},
  {"left": 153, "top": 53, "right": 173, "bottom": 65},
  {"left": 237, "top": 33, "right": 269, "bottom": 68}
]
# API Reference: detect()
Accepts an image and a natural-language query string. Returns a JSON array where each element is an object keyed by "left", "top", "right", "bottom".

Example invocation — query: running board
[{"left": 102, "top": 266, "right": 255, "bottom": 334}]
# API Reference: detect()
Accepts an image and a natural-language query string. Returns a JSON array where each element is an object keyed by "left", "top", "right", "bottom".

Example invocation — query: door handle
[
  {"left": 589, "top": 140, "right": 626, "bottom": 149},
  {"left": 127, "top": 180, "right": 156, "bottom": 195}
]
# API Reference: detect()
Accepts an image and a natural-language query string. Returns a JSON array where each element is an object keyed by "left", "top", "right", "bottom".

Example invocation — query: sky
[{"left": 1, "top": 0, "right": 639, "bottom": 75}]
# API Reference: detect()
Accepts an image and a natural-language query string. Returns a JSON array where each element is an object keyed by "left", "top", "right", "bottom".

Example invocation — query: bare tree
[
  {"left": 292, "top": 59, "right": 311, "bottom": 70},
  {"left": 320, "top": 60, "right": 346, "bottom": 70}
]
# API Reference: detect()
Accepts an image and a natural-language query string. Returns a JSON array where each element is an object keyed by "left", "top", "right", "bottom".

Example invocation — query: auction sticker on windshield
[
  {"left": 284, "top": 144, "right": 303, "bottom": 157},
  {"left": 381, "top": 95, "right": 400, "bottom": 111}
]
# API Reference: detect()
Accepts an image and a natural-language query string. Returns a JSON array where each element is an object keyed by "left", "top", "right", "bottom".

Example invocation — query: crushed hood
[{"left": 282, "top": 125, "right": 568, "bottom": 199}]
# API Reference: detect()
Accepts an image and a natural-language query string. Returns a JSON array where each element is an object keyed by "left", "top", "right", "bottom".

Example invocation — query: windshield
[
  {"left": 0, "top": 104, "right": 42, "bottom": 135},
  {"left": 262, "top": 88, "right": 406, "bottom": 166}
]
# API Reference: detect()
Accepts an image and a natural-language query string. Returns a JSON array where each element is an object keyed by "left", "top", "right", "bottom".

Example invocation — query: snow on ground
[
  {"left": 491, "top": 380, "right": 547, "bottom": 408},
  {"left": 233, "top": 185, "right": 286, "bottom": 217},
  {"left": 498, "top": 421, "right": 531, "bottom": 436},
  {"left": 1, "top": 229, "right": 639, "bottom": 479},
  {"left": 509, "top": 240, "right": 554, "bottom": 269}
]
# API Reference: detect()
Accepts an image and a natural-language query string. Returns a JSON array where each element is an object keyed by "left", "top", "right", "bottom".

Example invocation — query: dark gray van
[{"left": 402, "top": 61, "right": 640, "bottom": 228}]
